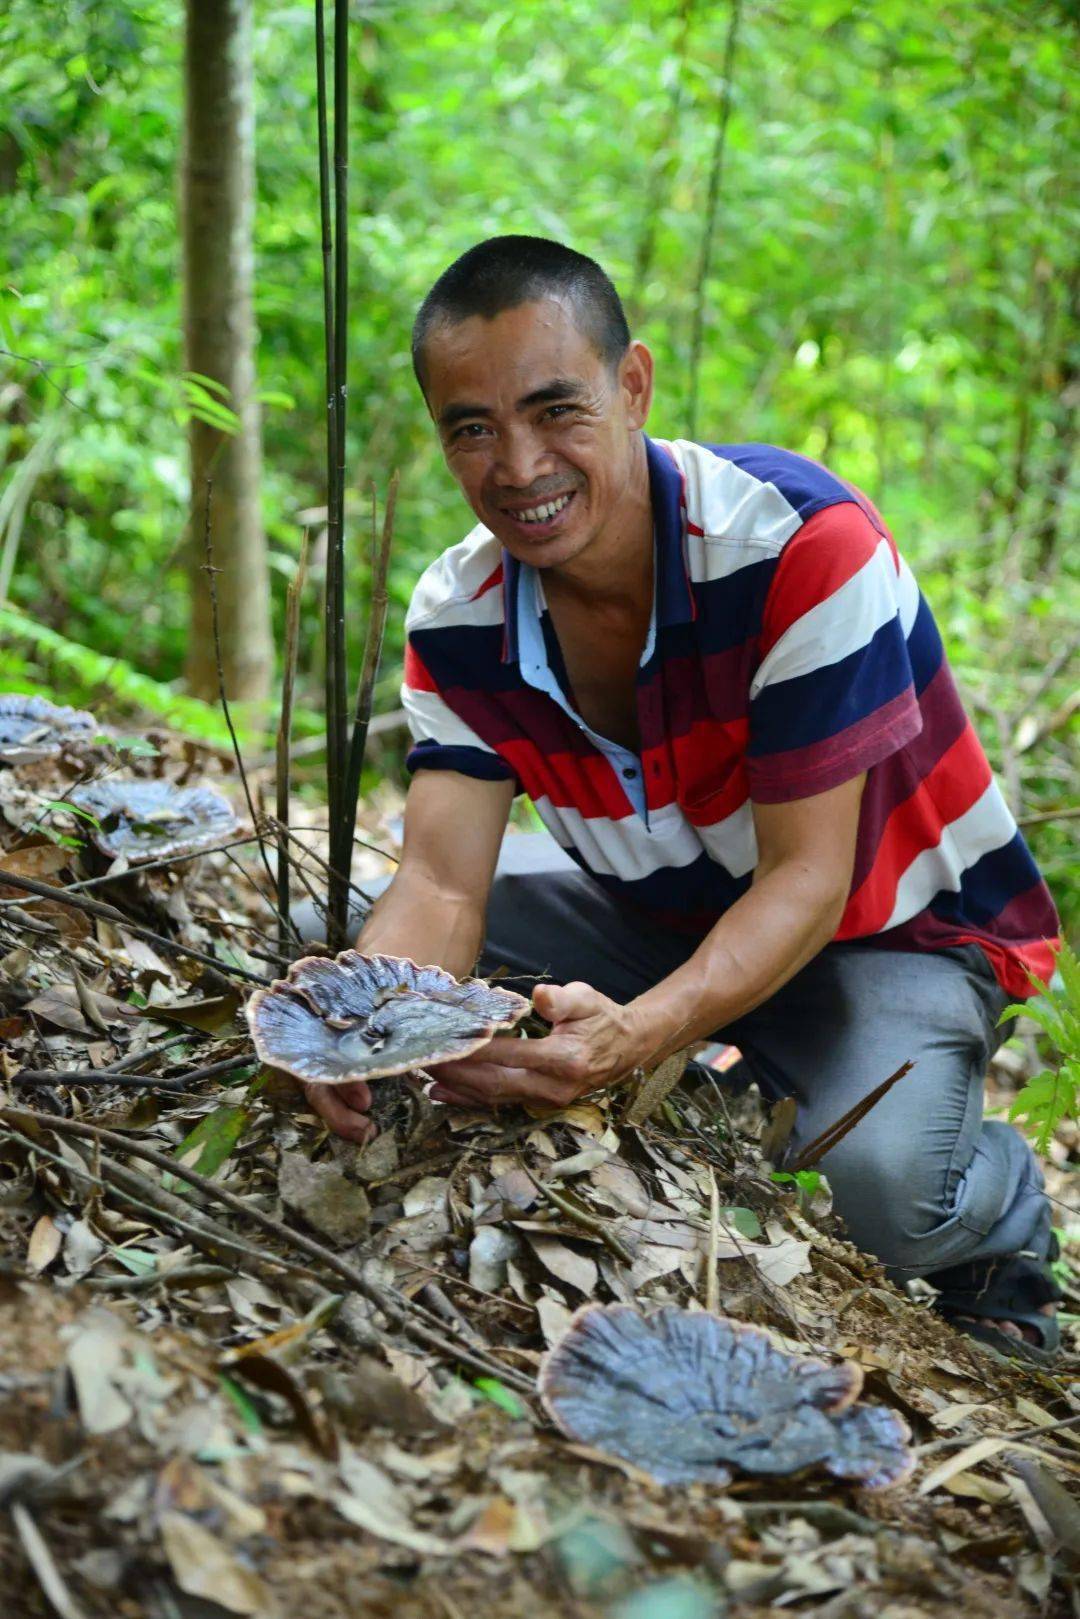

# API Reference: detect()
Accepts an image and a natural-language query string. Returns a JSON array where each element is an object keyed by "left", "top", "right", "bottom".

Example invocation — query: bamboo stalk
[
  {"left": 326, "top": 0, "right": 352, "bottom": 949},
  {"left": 687, "top": 0, "right": 743, "bottom": 439},
  {"left": 277, "top": 534, "right": 309, "bottom": 957},
  {"left": 314, "top": 0, "right": 342, "bottom": 942}
]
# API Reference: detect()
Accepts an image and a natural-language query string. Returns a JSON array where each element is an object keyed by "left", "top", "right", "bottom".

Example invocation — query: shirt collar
[{"left": 500, "top": 433, "right": 694, "bottom": 665}]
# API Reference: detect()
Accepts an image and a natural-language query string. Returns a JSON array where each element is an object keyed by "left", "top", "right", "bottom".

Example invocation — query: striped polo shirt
[{"left": 402, "top": 436, "right": 1059, "bottom": 998}]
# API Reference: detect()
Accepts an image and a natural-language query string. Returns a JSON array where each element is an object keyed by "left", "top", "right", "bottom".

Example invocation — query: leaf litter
[{"left": 0, "top": 716, "right": 1077, "bottom": 1616}]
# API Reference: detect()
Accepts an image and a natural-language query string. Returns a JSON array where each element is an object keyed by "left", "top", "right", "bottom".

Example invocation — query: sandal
[{"left": 930, "top": 1246, "right": 1063, "bottom": 1368}]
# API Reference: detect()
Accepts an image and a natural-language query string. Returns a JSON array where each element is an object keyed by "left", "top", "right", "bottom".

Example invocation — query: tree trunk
[{"left": 182, "top": 0, "right": 271, "bottom": 703}]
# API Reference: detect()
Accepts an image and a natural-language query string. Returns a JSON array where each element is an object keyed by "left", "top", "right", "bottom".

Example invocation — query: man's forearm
[
  {"left": 356, "top": 867, "right": 485, "bottom": 979},
  {"left": 624, "top": 859, "right": 847, "bottom": 1066}
]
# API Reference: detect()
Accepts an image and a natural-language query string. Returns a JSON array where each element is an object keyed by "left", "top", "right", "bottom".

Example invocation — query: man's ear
[{"left": 619, "top": 340, "right": 654, "bottom": 431}]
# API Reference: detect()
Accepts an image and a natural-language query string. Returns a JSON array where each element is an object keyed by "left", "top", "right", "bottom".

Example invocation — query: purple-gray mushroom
[
  {"left": 0, "top": 694, "right": 96, "bottom": 766},
  {"left": 539, "top": 1304, "right": 914, "bottom": 1490},
  {"left": 67, "top": 777, "right": 240, "bottom": 861},
  {"left": 247, "top": 950, "right": 530, "bottom": 1084}
]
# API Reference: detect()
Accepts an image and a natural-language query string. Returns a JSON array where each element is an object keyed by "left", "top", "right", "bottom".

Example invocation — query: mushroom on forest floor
[
  {"left": 68, "top": 777, "right": 240, "bottom": 862},
  {"left": 0, "top": 694, "right": 96, "bottom": 766},
  {"left": 540, "top": 1304, "right": 915, "bottom": 1490},
  {"left": 248, "top": 950, "right": 530, "bottom": 1084}
]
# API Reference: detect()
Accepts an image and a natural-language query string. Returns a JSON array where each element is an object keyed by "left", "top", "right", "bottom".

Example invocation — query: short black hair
[{"left": 412, "top": 235, "right": 631, "bottom": 389}]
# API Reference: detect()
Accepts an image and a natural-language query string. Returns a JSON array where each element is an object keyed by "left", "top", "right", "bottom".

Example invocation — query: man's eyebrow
[
  {"left": 438, "top": 378, "right": 587, "bottom": 430},
  {"left": 438, "top": 400, "right": 491, "bottom": 429},
  {"left": 516, "top": 378, "right": 586, "bottom": 409}
]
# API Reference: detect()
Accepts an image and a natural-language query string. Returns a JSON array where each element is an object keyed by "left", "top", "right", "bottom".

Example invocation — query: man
[{"left": 302, "top": 236, "right": 1062, "bottom": 1362}]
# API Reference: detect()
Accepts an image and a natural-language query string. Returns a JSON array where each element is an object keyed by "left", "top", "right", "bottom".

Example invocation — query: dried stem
[
  {"left": 0, "top": 869, "right": 269, "bottom": 985},
  {"left": 341, "top": 471, "right": 398, "bottom": 868},
  {"left": 1, "top": 1106, "right": 534, "bottom": 1396},
  {"left": 277, "top": 534, "right": 310, "bottom": 957}
]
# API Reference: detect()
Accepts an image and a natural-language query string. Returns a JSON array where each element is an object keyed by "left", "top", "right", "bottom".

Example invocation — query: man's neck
[{"left": 546, "top": 435, "right": 653, "bottom": 615}]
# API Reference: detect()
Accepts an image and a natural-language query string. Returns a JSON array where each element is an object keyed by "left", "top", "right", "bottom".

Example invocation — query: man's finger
[{"left": 301, "top": 1082, "right": 376, "bottom": 1144}]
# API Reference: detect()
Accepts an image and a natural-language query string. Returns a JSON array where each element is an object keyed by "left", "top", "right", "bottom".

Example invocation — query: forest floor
[{"left": 0, "top": 721, "right": 1078, "bottom": 1619}]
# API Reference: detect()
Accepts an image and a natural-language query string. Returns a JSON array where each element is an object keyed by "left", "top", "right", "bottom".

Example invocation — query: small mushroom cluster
[
  {"left": 0, "top": 694, "right": 96, "bottom": 766},
  {"left": 68, "top": 778, "right": 240, "bottom": 863},
  {"left": 540, "top": 1304, "right": 914, "bottom": 1490},
  {"left": 248, "top": 950, "right": 530, "bottom": 1083}
]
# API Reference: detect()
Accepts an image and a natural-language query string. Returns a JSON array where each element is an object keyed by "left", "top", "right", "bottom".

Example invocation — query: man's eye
[
  {"left": 544, "top": 404, "right": 573, "bottom": 421},
  {"left": 453, "top": 423, "right": 490, "bottom": 441}
]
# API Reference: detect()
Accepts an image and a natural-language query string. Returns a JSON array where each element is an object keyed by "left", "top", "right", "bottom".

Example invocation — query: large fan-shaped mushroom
[
  {"left": 539, "top": 1304, "right": 914, "bottom": 1490},
  {"left": 0, "top": 695, "right": 96, "bottom": 766},
  {"left": 67, "top": 778, "right": 240, "bottom": 861},
  {"left": 247, "top": 950, "right": 530, "bottom": 1084}
]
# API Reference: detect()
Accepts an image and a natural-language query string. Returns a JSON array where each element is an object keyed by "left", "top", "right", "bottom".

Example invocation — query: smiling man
[{"left": 302, "top": 236, "right": 1062, "bottom": 1361}]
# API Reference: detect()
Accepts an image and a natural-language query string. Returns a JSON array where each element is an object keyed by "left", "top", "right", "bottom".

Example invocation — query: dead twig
[
  {"left": 200, "top": 476, "right": 295, "bottom": 944},
  {"left": 0, "top": 869, "right": 269, "bottom": 985},
  {"left": 277, "top": 534, "right": 310, "bottom": 957},
  {"left": 0, "top": 1107, "right": 535, "bottom": 1396},
  {"left": 81, "top": 1263, "right": 233, "bottom": 1295},
  {"left": 789, "top": 1060, "right": 914, "bottom": 1171},
  {"left": 59, "top": 833, "right": 262, "bottom": 894},
  {"left": 10, "top": 1049, "right": 252, "bottom": 1092},
  {"left": 339, "top": 472, "right": 398, "bottom": 872},
  {"left": 10, "top": 1499, "right": 89, "bottom": 1619},
  {"left": 525, "top": 1167, "right": 635, "bottom": 1266},
  {"left": 0, "top": 1124, "right": 319, "bottom": 1283}
]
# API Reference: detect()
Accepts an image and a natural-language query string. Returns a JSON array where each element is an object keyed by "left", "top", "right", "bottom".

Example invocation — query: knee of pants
[{"left": 818, "top": 1131, "right": 950, "bottom": 1273}]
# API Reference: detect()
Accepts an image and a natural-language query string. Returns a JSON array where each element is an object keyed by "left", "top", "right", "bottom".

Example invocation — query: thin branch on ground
[
  {"left": 277, "top": 534, "right": 310, "bottom": 957},
  {"left": 200, "top": 476, "right": 300, "bottom": 948},
  {"left": 0, "top": 1106, "right": 535, "bottom": 1396},
  {"left": 0, "top": 869, "right": 269, "bottom": 984}
]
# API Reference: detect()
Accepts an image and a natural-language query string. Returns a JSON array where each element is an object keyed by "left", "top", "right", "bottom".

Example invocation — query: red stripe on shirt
[
  {"left": 838, "top": 721, "right": 993, "bottom": 937},
  {"left": 403, "top": 642, "right": 439, "bottom": 694},
  {"left": 497, "top": 737, "right": 635, "bottom": 820},
  {"left": 758, "top": 503, "right": 891, "bottom": 656}
]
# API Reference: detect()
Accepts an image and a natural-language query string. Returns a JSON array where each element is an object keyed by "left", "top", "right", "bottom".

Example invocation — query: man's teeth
[{"left": 513, "top": 493, "right": 572, "bottom": 524}]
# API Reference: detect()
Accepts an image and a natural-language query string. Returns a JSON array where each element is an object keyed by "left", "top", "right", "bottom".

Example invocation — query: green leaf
[
  {"left": 110, "top": 1246, "right": 158, "bottom": 1276},
  {"left": 473, "top": 1377, "right": 528, "bottom": 1420},
  {"left": 717, "top": 1206, "right": 761, "bottom": 1239},
  {"left": 218, "top": 1373, "right": 264, "bottom": 1435},
  {"left": 162, "top": 1105, "right": 249, "bottom": 1194}
]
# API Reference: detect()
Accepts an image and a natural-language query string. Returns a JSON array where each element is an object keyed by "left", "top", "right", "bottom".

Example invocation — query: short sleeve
[
  {"left": 401, "top": 639, "right": 517, "bottom": 784},
  {"left": 746, "top": 502, "right": 923, "bottom": 803}
]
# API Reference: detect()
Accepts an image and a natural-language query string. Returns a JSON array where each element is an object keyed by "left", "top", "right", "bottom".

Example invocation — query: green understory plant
[{"left": 1003, "top": 942, "right": 1080, "bottom": 1156}]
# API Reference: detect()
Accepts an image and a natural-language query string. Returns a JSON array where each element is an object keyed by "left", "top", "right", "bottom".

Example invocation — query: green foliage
[
  {"left": 0, "top": 0, "right": 1076, "bottom": 921},
  {"left": 771, "top": 1169, "right": 824, "bottom": 1200},
  {"left": 1004, "top": 943, "right": 1080, "bottom": 1154},
  {"left": 472, "top": 1376, "right": 529, "bottom": 1420},
  {"left": 163, "top": 1105, "right": 251, "bottom": 1193}
]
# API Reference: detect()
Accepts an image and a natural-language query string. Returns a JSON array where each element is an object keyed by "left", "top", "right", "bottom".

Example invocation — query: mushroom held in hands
[
  {"left": 247, "top": 950, "right": 531, "bottom": 1084},
  {"left": 539, "top": 1304, "right": 914, "bottom": 1490},
  {"left": 68, "top": 777, "right": 240, "bottom": 861},
  {"left": 0, "top": 694, "right": 96, "bottom": 766}
]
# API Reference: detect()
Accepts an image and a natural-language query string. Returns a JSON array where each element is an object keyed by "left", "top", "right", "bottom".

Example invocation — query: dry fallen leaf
[
  {"left": 26, "top": 1214, "right": 63, "bottom": 1275},
  {"left": 160, "top": 1509, "right": 274, "bottom": 1616}
]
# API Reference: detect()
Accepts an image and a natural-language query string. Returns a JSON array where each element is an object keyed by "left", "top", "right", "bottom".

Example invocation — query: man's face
[{"left": 421, "top": 298, "right": 653, "bottom": 569}]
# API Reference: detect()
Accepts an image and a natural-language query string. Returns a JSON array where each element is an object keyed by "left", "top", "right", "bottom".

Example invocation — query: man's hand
[
  {"left": 426, "top": 980, "right": 646, "bottom": 1110},
  {"left": 300, "top": 1079, "right": 376, "bottom": 1144}
]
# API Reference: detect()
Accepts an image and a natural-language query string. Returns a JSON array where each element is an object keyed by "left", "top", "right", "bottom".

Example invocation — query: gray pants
[{"left": 299, "top": 833, "right": 1052, "bottom": 1281}]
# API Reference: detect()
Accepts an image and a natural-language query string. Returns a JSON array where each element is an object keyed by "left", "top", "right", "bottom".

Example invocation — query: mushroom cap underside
[
  {"left": 248, "top": 950, "right": 530, "bottom": 1084},
  {"left": 539, "top": 1304, "right": 914, "bottom": 1490}
]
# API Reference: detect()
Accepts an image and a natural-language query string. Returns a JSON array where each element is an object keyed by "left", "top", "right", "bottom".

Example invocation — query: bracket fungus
[
  {"left": 68, "top": 778, "right": 240, "bottom": 862},
  {"left": 539, "top": 1304, "right": 914, "bottom": 1491},
  {"left": 0, "top": 694, "right": 96, "bottom": 766},
  {"left": 248, "top": 951, "right": 530, "bottom": 1084}
]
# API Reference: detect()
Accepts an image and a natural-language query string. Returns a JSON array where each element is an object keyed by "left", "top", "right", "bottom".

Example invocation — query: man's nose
[{"left": 490, "top": 423, "right": 549, "bottom": 489}]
